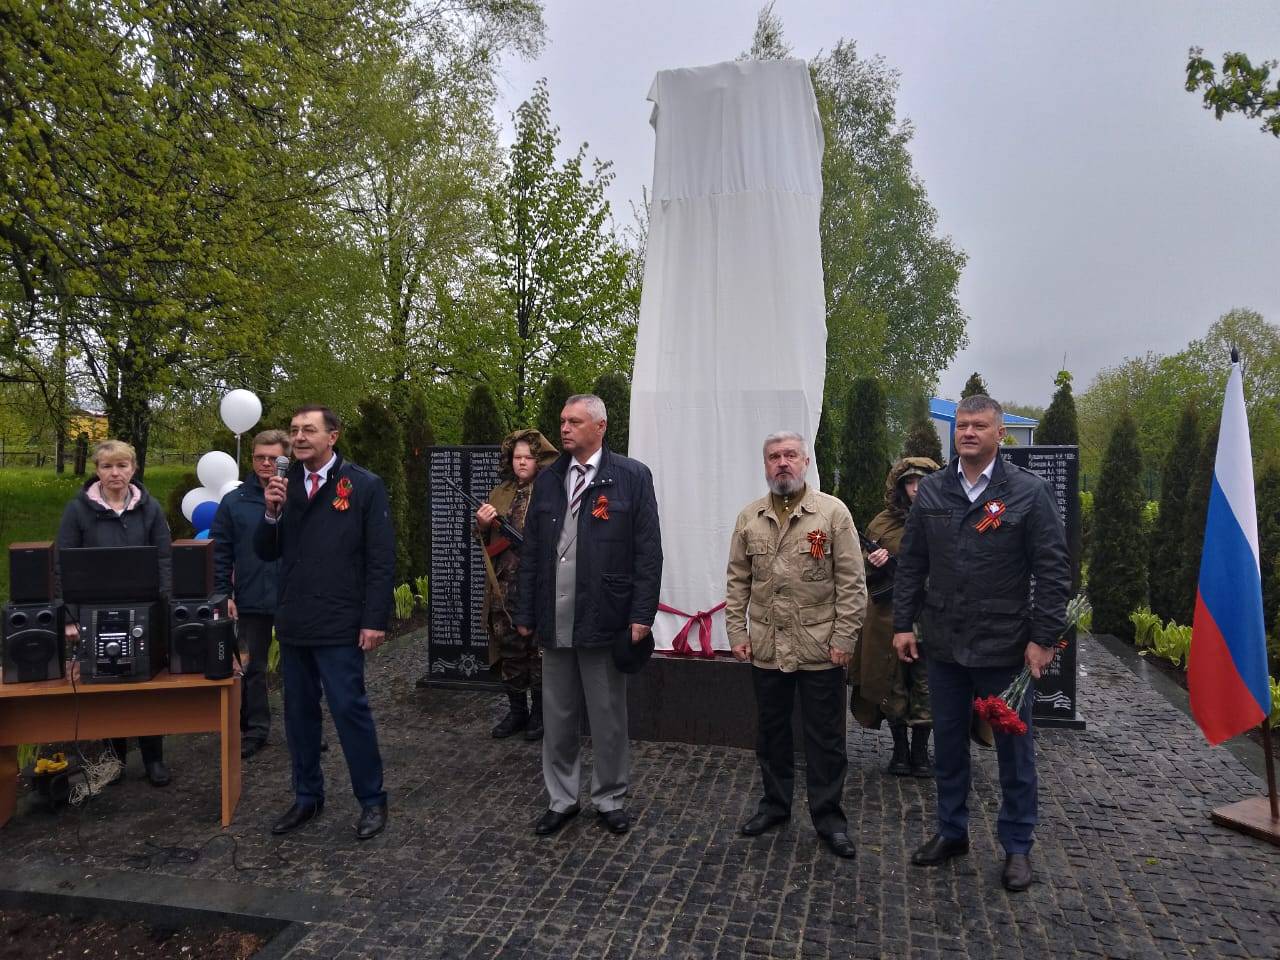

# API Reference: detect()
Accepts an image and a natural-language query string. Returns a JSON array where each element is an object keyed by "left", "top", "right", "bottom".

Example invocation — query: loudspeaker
[
  {"left": 10, "top": 542, "right": 54, "bottom": 603},
  {"left": 3, "top": 602, "right": 64, "bottom": 684},
  {"left": 168, "top": 598, "right": 218, "bottom": 674},
  {"left": 172, "top": 540, "right": 214, "bottom": 599},
  {"left": 76, "top": 602, "right": 166, "bottom": 683},
  {"left": 204, "top": 618, "right": 236, "bottom": 680}
]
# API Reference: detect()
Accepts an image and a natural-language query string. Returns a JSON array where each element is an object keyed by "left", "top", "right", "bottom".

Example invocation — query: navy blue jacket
[
  {"left": 515, "top": 447, "right": 663, "bottom": 649},
  {"left": 893, "top": 456, "right": 1071, "bottom": 667},
  {"left": 210, "top": 474, "right": 279, "bottom": 615},
  {"left": 253, "top": 453, "right": 395, "bottom": 646}
]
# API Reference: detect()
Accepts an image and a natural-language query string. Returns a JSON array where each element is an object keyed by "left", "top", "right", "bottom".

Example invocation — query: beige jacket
[{"left": 725, "top": 489, "right": 868, "bottom": 672}]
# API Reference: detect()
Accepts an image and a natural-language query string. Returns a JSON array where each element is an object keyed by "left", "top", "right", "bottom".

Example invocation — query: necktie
[
  {"left": 308, "top": 473, "right": 321, "bottom": 500},
  {"left": 570, "top": 465, "right": 588, "bottom": 516}
]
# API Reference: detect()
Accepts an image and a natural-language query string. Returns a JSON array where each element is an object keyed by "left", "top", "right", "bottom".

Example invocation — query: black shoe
[
  {"left": 1002, "top": 853, "right": 1033, "bottom": 891},
  {"left": 910, "top": 725, "right": 933, "bottom": 778},
  {"left": 524, "top": 691, "right": 544, "bottom": 740},
  {"left": 492, "top": 691, "right": 530, "bottom": 739},
  {"left": 740, "top": 812, "right": 789, "bottom": 837},
  {"left": 241, "top": 739, "right": 266, "bottom": 760},
  {"left": 356, "top": 802, "right": 388, "bottom": 841},
  {"left": 819, "top": 831, "right": 857, "bottom": 859},
  {"left": 534, "top": 805, "right": 579, "bottom": 836},
  {"left": 598, "top": 809, "right": 630, "bottom": 834},
  {"left": 887, "top": 725, "right": 911, "bottom": 776},
  {"left": 144, "top": 760, "right": 170, "bottom": 787},
  {"left": 271, "top": 801, "right": 323, "bottom": 835},
  {"left": 912, "top": 833, "right": 970, "bottom": 866}
]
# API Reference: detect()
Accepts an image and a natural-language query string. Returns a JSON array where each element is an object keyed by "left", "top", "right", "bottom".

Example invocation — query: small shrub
[
  {"left": 414, "top": 575, "right": 430, "bottom": 610},
  {"left": 393, "top": 582, "right": 415, "bottom": 620}
]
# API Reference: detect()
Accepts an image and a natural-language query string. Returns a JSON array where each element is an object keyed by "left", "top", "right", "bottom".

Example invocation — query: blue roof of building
[{"left": 930, "top": 397, "right": 1038, "bottom": 426}]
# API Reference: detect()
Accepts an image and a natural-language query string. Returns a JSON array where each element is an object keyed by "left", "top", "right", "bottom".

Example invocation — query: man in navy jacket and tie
[{"left": 257, "top": 404, "right": 396, "bottom": 841}]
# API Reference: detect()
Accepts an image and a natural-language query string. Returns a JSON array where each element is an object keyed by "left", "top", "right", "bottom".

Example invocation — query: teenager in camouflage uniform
[
  {"left": 849, "top": 456, "right": 940, "bottom": 776},
  {"left": 477, "top": 429, "right": 558, "bottom": 740}
]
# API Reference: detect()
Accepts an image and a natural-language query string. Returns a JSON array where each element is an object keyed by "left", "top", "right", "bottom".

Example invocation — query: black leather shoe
[
  {"left": 356, "top": 802, "right": 388, "bottom": 841},
  {"left": 1002, "top": 852, "right": 1033, "bottom": 891},
  {"left": 598, "top": 809, "right": 630, "bottom": 834},
  {"left": 144, "top": 760, "right": 170, "bottom": 787},
  {"left": 911, "top": 833, "right": 970, "bottom": 866},
  {"left": 740, "top": 812, "right": 789, "bottom": 837},
  {"left": 819, "top": 831, "right": 857, "bottom": 859},
  {"left": 534, "top": 805, "right": 579, "bottom": 836},
  {"left": 240, "top": 739, "right": 266, "bottom": 760},
  {"left": 271, "top": 801, "right": 323, "bottom": 835}
]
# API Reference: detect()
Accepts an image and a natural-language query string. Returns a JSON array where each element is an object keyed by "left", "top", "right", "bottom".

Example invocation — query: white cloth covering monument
[{"left": 629, "top": 59, "right": 828, "bottom": 654}]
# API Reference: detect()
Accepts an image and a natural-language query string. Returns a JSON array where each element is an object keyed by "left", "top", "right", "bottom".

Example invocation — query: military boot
[
  {"left": 887, "top": 724, "right": 911, "bottom": 776},
  {"left": 910, "top": 725, "right": 933, "bottom": 778},
  {"left": 524, "top": 689, "right": 544, "bottom": 741},
  {"left": 491, "top": 691, "right": 529, "bottom": 739}
]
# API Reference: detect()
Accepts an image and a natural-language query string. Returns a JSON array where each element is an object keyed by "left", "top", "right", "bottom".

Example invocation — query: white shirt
[
  {"left": 564, "top": 447, "right": 603, "bottom": 508},
  {"left": 305, "top": 453, "right": 338, "bottom": 496},
  {"left": 958, "top": 456, "right": 997, "bottom": 503}
]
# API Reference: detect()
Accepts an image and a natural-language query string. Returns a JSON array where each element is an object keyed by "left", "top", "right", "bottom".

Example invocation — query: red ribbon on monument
[{"left": 658, "top": 602, "right": 726, "bottom": 657}]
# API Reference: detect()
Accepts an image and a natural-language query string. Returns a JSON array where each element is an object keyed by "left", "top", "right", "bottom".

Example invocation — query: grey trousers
[
  {"left": 541, "top": 645, "right": 629, "bottom": 813},
  {"left": 238, "top": 613, "right": 273, "bottom": 743}
]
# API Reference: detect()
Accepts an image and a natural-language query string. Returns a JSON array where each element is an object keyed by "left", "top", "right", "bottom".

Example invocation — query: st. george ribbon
[{"left": 629, "top": 60, "right": 828, "bottom": 654}]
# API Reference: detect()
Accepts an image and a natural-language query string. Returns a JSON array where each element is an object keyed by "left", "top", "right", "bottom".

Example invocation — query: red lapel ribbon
[
  {"left": 591, "top": 494, "right": 609, "bottom": 520},
  {"left": 332, "top": 476, "right": 353, "bottom": 512},
  {"left": 807, "top": 529, "right": 828, "bottom": 559},
  {"left": 975, "top": 499, "right": 1006, "bottom": 532},
  {"left": 659, "top": 602, "right": 726, "bottom": 657}
]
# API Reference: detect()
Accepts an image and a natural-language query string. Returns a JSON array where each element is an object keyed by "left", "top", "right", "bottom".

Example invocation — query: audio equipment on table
[
  {"left": 204, "top": 618, "right": 236, "bottom": 680},
  {"left": 59, "top": 546, "right": 161, "bottom": 604},
  {"left": 172, "top": 539, "right": 215, "bottom": 598},
  {"left": 169, "top": 598, "right": 220, "bottom": 674},
  {"left": 2, "top": 601, "right": 64, "bottom": 683},
  {"left": 75, "top": 602, "right": 167, "bottom": 683},
  {"left": 9, "top": 541, "right": 54, "bottom": 603}
]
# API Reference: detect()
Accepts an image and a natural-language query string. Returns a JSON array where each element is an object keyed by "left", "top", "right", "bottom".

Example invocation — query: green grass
[{"left": 0, "top": 466, "right": 191, "bottom": 605}]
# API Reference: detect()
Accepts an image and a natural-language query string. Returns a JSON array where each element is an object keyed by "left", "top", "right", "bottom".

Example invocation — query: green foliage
[
  {"left": 267, "top": 634, "right": 281, "bottom": 677},
  {"left": 1079, "top": 490, "right": 1094, "bottom": 568},
  {"left": 402, "top": 391, "right": 435, "bottom": 581},
  {"left": 536, "top": 375, "right": 575, "bottom": 445},
  {"left": 414, "top": 575, "right": 430, "bottom": 611},
  {"left": 164, "top": 471, "right": 202, "bottom": 541},
  {"left": 1256, "top": 463, "right": 1280, "bottom": 634},
  {"left": 476, "top": 81, "right": 639, "bottom": 426},
  {"left": 1037, "top": 370, "right": 1079, "bottom": 445},
  {"left": 461, "top": 385, "right": 505, "bottom": 445},
  {"left": 1131, "top": 608, "right": 1192, "bottom": 668},
  {"left": 960, "top": 372, "right": 989, "bottom": 399},
  {"left": 17, "top": 744, "right": 37, "bottom": 772},
  {"left": 901, "top": 392, "right": 943, "bottom": 463},
  {"left": 1087, "top": 415, "right": 1147, "bottom": 639},
  {"left": 837, "top": 378, "right": 890, "bottom": 529},
  {"left": 809, "top": 36, "right": 968, "bottom": 435},
  {"left": 347, "top": 397, "right": 410, "bottom": 580},
  {"left": 393, "top": 583, "right": 415, "bottom": 620},
  {"left": 1178, "top": 420, "right": 1221, "bottom": 629},
  {"left": 1271, "top": 677, "right": 1280, "bottom": 729},
  {"left": 814, "top": 401, "right": 838, "bottom": 493},
  {"left": 1186, "top": 48, "right": 1280, "bottom": 138},
  {"left": 593, "top": 371, "right": 631, "bottom": 454},
  {"left": 1149, "top": 405, "right": 1200, "bottom": 624}
]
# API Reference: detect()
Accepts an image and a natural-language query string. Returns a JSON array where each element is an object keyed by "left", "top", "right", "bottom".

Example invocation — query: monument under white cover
[{"left": 629, "top": 59, "right": 828, "bottom": 654}]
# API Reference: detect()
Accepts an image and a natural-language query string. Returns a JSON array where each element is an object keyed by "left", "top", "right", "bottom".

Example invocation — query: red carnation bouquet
[{"left": 972, "top": 595, "right": 1091, "bottom": 737}]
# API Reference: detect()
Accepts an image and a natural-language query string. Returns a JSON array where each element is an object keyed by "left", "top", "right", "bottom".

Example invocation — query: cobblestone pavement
[{"left": 2, "top": 632, "right": 1278, "bottom": 959}]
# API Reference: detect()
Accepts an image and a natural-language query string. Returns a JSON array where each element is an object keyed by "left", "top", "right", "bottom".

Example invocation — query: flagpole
[{"left": 1262, "top": 721, "right": 1279, "bottom": 820}]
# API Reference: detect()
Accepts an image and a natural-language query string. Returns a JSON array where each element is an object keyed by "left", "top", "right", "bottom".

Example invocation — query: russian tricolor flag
[{"left": 1189, "top": 356, "right": 1273, "bottom": 745}]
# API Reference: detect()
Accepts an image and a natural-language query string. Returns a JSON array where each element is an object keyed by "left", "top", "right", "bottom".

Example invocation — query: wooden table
[{"left": 0, "top": 670, "right": 241, "bottom": 827}]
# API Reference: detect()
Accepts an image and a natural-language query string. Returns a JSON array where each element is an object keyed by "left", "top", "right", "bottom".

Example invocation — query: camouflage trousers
[
  {"left": 884, "top": 658, "right": 932, "bottom": 726},
  {"left": 491, "top": 615, "right": 542, "bottom": 693}
]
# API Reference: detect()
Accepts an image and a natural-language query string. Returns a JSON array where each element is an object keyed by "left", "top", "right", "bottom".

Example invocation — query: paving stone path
[{"left": 2, "top": 632, "right": 1277, "bottom": 959}]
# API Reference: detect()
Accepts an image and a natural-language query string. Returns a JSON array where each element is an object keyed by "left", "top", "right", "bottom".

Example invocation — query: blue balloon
[
  {"left": 191, "top": 500, "right": 218, "bottom": 532},
  {"left": 194, "top": 528, "right": 211, "bottom": 541}
]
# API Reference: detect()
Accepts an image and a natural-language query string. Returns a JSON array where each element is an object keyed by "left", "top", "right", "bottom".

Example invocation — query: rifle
[
  {"left": 859, "top": 532, "right": 896, "bottom": 603},
  {"left": 442, "top": 476, "right": 524, "bottom": 556}
]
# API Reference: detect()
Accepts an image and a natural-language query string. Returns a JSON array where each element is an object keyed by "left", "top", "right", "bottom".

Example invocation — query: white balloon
[
  {"left": 197, "top": 450, "right": 239, "bottom": 489},
  {"left": 218, "top": 479, "right": 242, "bottom": 499},
  {"left": 181, "top": 486, "right": 218, "bottom": 522},
  {"left": 220, "top": 389, "right": 262, "bottom": 435}
]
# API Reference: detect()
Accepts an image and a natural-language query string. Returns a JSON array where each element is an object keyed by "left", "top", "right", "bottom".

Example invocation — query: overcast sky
[{"left": 495, "top": 1, "right": 1280, "bottom": 407}]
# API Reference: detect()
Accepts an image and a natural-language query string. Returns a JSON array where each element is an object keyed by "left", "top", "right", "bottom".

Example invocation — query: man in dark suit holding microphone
[{"left": 256, "top": 404, "right": 396, "bottom": 840}]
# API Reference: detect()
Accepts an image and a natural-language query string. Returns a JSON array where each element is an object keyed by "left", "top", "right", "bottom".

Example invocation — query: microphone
[{"left": 275, "top": 456, "right": 290, "bottom": 478}]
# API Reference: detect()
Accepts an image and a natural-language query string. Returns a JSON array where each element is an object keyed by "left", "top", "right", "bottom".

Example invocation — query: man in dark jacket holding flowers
[
  {"left": 257, "top": 405, "right": 395, "bottom": 841},
  {"left": 892, "top": 395, "right": 1070, "bottom": 892}
]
